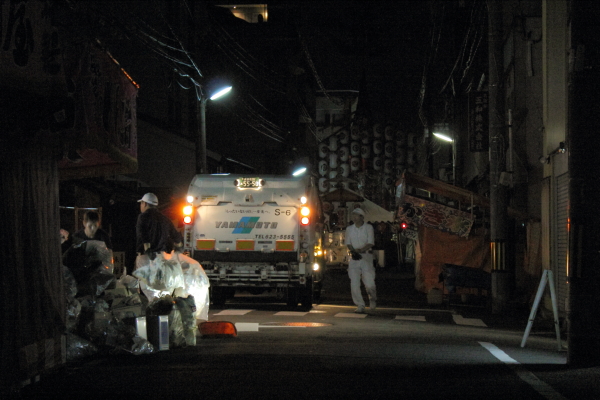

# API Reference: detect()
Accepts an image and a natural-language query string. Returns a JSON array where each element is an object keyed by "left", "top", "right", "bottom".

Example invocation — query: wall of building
[
  {"left": 541, "top": 0, "right": 570, "bottom": 314},
  {"left": 128, "top": 120, "right": 197, "bottom": 199}
]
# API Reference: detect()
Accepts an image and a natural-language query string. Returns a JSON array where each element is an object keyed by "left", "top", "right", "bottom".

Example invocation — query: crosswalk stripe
[
  {"left": 210, "top": 310, "right": 488, "bottom": 327},
  {"left": 235, "top": 322, "right": 259, "bottom": 331},
  {"left": 214, "top": 309, "right": 253, "bottom": 316},
  {"left": 274, "top": 311, "right": 309, "bottom": 316},
  {"left": 395, "top": 315, "right": 426, "bottom": 322},
  {"left": 334, "top": 312, "right": 368, "bottom": 318},
  {"left": 453, "top": 315, "right": 487, "bottom": 327}
]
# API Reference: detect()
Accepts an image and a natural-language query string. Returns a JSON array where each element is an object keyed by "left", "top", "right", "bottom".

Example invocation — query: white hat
[
  {"left": 352, "top": 208, "right": 365, "bottom": 217},
  {"left": 138, "top": 193, "right": 158, "bottom": 206}
]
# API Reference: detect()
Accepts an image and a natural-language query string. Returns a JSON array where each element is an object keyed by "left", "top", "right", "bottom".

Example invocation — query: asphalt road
[{"left": 15, "top": 266, "right": 600, "bottom": 400}]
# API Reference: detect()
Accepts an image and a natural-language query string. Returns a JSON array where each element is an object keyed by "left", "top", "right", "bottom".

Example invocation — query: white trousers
[{"left": 348, "top": 259, "right": 377, "bottom": 308}]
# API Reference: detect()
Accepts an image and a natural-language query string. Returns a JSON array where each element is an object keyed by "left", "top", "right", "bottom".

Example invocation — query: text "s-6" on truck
[{"left": 181, "top": 174, "right": 324, "bottom": 309}]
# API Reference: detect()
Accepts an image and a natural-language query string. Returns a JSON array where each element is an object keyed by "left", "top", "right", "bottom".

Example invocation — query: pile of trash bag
[
  {"left": 63, "top": 241, "right": 210, "bottom": 361},
  {"left": 133, "top": 252, "right": 211, "bottom": 346},
  {"left": 63, "top": 241, "right": 115, "bottom": 297}
]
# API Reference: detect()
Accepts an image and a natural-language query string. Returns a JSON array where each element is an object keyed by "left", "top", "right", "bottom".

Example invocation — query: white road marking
[
  {"left": 235, "top": 322, "right": 259, "bottom": 332},
  {"left": 259, "top": 325, "right": 307, "bottom": 328},
  {"left": 334, "top": 312, "right": 368, "bottom": 318},
  {"left": 323, "top": 304, "right": 451, "bottom": 313},
  {"left": 214, "top": 310, "right": 253, "bottom": 316},
  {"left": 453, "top": 315, "right": 487, "bottom": 327},
  {"left": 395, "top": 315, "right": 426, "bottom": 322},
  {"left": 479, "top": 342, "right": 569, "bottom": 400},
  {"left": 274, "top": 311, "right": 309, "bottom": 316},
  {"left": 235, "top": 323, "right": 308, "bottom": 331}
]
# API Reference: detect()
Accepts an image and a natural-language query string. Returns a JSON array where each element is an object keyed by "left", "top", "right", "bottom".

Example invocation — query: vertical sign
[{"left": 469, "top": 91, "right": 489, "bottom": 152}]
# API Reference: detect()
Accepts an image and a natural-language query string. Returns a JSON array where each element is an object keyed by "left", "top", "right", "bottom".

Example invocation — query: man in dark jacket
[
  {"left": 73, "top": 210, "right": 113, "bottom": 250},
  {"left": 61, "top": 210, "right": 112, "bottom": 253},
  {"left": 135, "top": 193, "right": 183, "bottom": 264}
]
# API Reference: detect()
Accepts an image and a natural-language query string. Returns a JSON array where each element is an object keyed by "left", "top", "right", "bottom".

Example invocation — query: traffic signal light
[{"left": 400, "top": 222, "right": 408, "bottom": 230}]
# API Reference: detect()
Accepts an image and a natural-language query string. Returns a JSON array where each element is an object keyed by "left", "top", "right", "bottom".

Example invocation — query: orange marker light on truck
[
  {"left": 183, "top": 205, "right": 194, "bottom": 224},
  {"left": 300, "top": 206, "right": 310, "bottom": 225}
]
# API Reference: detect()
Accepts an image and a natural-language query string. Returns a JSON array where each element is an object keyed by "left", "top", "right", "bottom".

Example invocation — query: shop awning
[
  {"left": 401, "top": 172, "right": 529, "bottom": 221},
  {"left": 320, "top": 188, "right": 394, "bottom": 223}
]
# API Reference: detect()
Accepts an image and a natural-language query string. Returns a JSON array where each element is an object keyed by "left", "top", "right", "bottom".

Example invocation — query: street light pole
[
  {"left": 432, "top": 124, "right": 456, "bottom": 185},
  {"left": 195, "top": 85, "right": 232, "bottom": 175},
  {"left": 196, "top": 96, "right": 208, "bottom": 174},
  {"left": 451, "top": 138, "right": 456, "bottom": 186}
]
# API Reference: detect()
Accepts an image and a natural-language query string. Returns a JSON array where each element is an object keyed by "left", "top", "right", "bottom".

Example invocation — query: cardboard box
[{"left": 147, "top": 315, "right": 169, "bottom": 351}]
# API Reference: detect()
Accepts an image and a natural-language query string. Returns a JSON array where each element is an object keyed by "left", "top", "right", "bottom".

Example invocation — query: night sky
[
  {"left": 204, "top": 1, "right": 435, "bottom": 171},
  {"left": 89, "top": 1, "right": 460, "bottom": 173}
]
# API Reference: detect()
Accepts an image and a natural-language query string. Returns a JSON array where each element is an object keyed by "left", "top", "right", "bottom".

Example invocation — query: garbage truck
[{"left": 181, "top": 174, "right": 324, "bottom": 308}]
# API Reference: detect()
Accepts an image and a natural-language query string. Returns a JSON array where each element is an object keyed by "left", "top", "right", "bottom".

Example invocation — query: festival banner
[
  {"left": 57, "top": 41, "right": 138, "bottom": 178},
  {"left": 397, "top": 194, "right": 474, "bottom": 238}
]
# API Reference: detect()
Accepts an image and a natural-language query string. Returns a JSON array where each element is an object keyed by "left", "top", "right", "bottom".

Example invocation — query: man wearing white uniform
[{"left": 345, "top": 207, "right": 377, "bottom": 313}]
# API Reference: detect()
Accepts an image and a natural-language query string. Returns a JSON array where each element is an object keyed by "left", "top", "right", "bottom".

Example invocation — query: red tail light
[
  {"left": 183, "top": 205, "right": 194, "bottom": 225},
  {"left": 300, "top": 206, "right": 310, "bottom": 226}
]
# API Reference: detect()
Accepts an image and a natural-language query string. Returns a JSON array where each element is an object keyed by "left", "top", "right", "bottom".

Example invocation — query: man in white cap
[
  {"left": 345, "top": 207, "right": 377, "bottom": 313},
  {"left": 135, "top": 193, "right": 183, "bottom": 266}
]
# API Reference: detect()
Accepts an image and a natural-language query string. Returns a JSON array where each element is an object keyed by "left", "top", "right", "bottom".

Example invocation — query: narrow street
[{"left": 18, "top": 265, "right": 598, "bottom": 400}]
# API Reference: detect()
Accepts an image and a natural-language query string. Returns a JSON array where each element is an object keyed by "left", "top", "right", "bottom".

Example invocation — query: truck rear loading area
[{"left": 182, "top": 174, "right": 324, "bottom": 309}]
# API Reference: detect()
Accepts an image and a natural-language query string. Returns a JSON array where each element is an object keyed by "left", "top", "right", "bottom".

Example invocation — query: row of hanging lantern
[{"left": 318, "top": 122, "right": 420, "bottom": 193}]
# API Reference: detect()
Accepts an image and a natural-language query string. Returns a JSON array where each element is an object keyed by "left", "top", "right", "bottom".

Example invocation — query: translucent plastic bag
[
  {"left": 105, "top": 317, "right": 137, "bottom": 348},
  {"left": 146, "top": 294, "right": 174, "bottom": 316},
  {"left": 65, "top": 297, "right": 82, "bottom": 333},
  {"left": 168, "top": 307, "right": 186, "bottom": 348},
  {"left": 79, "top": 297, "right": 110, "bottom": 313},
  {"left": 85, "top": 240, "right": 114, "bottom": 274},
  {"left": 64, "top": 241, "right": 115, "bottom": 296},
  {"left": 131, "top": 336, "right": 157, "bottom": 355},
  {"left": 66, "top": 332, "right": 98, "bottom": 361},
  {"left": 88, "top": 270, "right": 116, "bottom": 297},
  {"left": 117, "top": 267, "right": 140, "bottom": 292},
  {"left": 175, "top": 296, "right": 198, "bottom": 346},
  {"left": 176, "top": 252, "right": 210, "bottom": 321},
  {"left": 133, "top": 253, "right": 185, "bottom": 295}
]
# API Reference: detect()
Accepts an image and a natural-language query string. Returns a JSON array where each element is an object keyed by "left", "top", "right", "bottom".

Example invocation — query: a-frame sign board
[{"left": 520, "top": 269, "right": 562, "bottom": 351}]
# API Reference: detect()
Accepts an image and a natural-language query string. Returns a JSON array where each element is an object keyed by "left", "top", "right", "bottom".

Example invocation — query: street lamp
[
  {"left": 292, "top": 166, "right": 307, "bottom": 176},
  {"left": 432, "top": 123, "right": 456, "bottom": 185},
  {"left": 290, "top": 156, "right": 312, "bottom": 177},
  {"left": 196, "top": 84, "right": 232, "bottom": 174}
]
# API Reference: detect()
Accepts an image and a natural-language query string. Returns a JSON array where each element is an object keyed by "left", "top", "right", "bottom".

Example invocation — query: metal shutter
[{"left": 554, "top": 172, "right": 569, "bottom": 313}]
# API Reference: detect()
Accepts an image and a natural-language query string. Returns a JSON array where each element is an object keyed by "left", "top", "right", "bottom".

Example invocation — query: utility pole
[
  {"left": 196, "top": 97, "right": 207, "bottom": 174},
  {"left": 487, "top": 0, "right": 509, "bottom": 314},
  {"left": 193, "top": 1, "right": 209, "bottom": 175},
  {"left": 567, "top": 0, "right": 600, "bottom": 367}
]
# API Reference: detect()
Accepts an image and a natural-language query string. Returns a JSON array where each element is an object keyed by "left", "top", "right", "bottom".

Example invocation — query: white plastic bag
[
  {"left": 133, "top": 252, "right": 185, "bottom": 303},
  {"left": 175, "top": 252, "right": 210, "bottom": 321}
]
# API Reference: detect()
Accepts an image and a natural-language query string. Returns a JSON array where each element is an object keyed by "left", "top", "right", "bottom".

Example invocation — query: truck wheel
[
  {"left": 286, "top": 287, "right": 298, "bottom": 308},
  {"left": 300, "top": 281, "right": 313, "bottom": 310},
  {"left": 211, "top": 287, "right": 227, "bottom": 307},
  {"left": 313, "top": 281, "right": 323, "bottom": 304}
]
